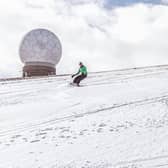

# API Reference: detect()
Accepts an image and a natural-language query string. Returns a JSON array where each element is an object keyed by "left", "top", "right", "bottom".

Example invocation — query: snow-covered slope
[{"left": 1, "top": 65, "right": 168, "bottom": 168}]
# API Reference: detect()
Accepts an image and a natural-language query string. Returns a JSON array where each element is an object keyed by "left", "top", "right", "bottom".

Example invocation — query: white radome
[{"left": 19, "top": 29, "right": 62, "bottom": 66}]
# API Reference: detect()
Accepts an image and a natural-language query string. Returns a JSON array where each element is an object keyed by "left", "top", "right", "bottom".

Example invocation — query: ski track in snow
[{"left": 1, "top": 66, "right": 168, "bottom": 167}]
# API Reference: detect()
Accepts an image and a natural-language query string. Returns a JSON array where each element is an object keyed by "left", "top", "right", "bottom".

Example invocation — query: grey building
[{"left": 19, "top": 29, "right": 62, "bottom": 77}]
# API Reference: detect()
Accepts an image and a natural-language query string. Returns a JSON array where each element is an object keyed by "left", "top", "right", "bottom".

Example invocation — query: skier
[{"left": 71, "top": 62, "right": 87, "bottom": 86}]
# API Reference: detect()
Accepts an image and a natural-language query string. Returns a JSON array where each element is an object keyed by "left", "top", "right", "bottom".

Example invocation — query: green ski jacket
[{"left": 79, "top": 66, "right": 87, "bottom": 75}]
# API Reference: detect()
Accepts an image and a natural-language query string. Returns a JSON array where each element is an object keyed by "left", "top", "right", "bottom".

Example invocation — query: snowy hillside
[{"left": 1, "top": 65, "right": 168, "bottom": 168}]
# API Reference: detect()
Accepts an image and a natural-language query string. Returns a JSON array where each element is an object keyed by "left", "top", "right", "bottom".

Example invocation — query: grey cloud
[{"left": 0, "top": 0, "right": 168, "bottom": 77}]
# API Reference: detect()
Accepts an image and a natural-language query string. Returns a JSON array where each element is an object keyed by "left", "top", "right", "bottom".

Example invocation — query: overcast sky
[{"left": 0, "top": 0, "right": 168, "bottom": 77}]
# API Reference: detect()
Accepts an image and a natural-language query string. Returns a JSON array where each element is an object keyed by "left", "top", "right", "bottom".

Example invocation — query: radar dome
[{"left": 19, "top": 29, "right": 62, "bottom": 77}]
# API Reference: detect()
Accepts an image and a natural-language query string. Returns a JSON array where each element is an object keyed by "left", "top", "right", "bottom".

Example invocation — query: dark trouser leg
[
  {"left": 73, "top": 76, "right": 81, "bottom": 84},
  {"left": 73, "top": 74, "right": 87, "bottom": 84}
]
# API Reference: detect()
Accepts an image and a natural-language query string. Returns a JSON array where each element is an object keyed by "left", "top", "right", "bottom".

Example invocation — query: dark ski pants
[{"left": 73, "top": 74, "right": 87, "bottom": 84}]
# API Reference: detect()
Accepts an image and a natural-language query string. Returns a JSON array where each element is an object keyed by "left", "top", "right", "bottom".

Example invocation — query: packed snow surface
[{"left": 1, "top": 65, "right": 168, "bottom": 168}]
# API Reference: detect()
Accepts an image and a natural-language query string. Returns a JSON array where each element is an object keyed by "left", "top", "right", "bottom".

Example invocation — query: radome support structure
[{"left": 19, "top": 29, "right": 62, "bottom": 77}]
